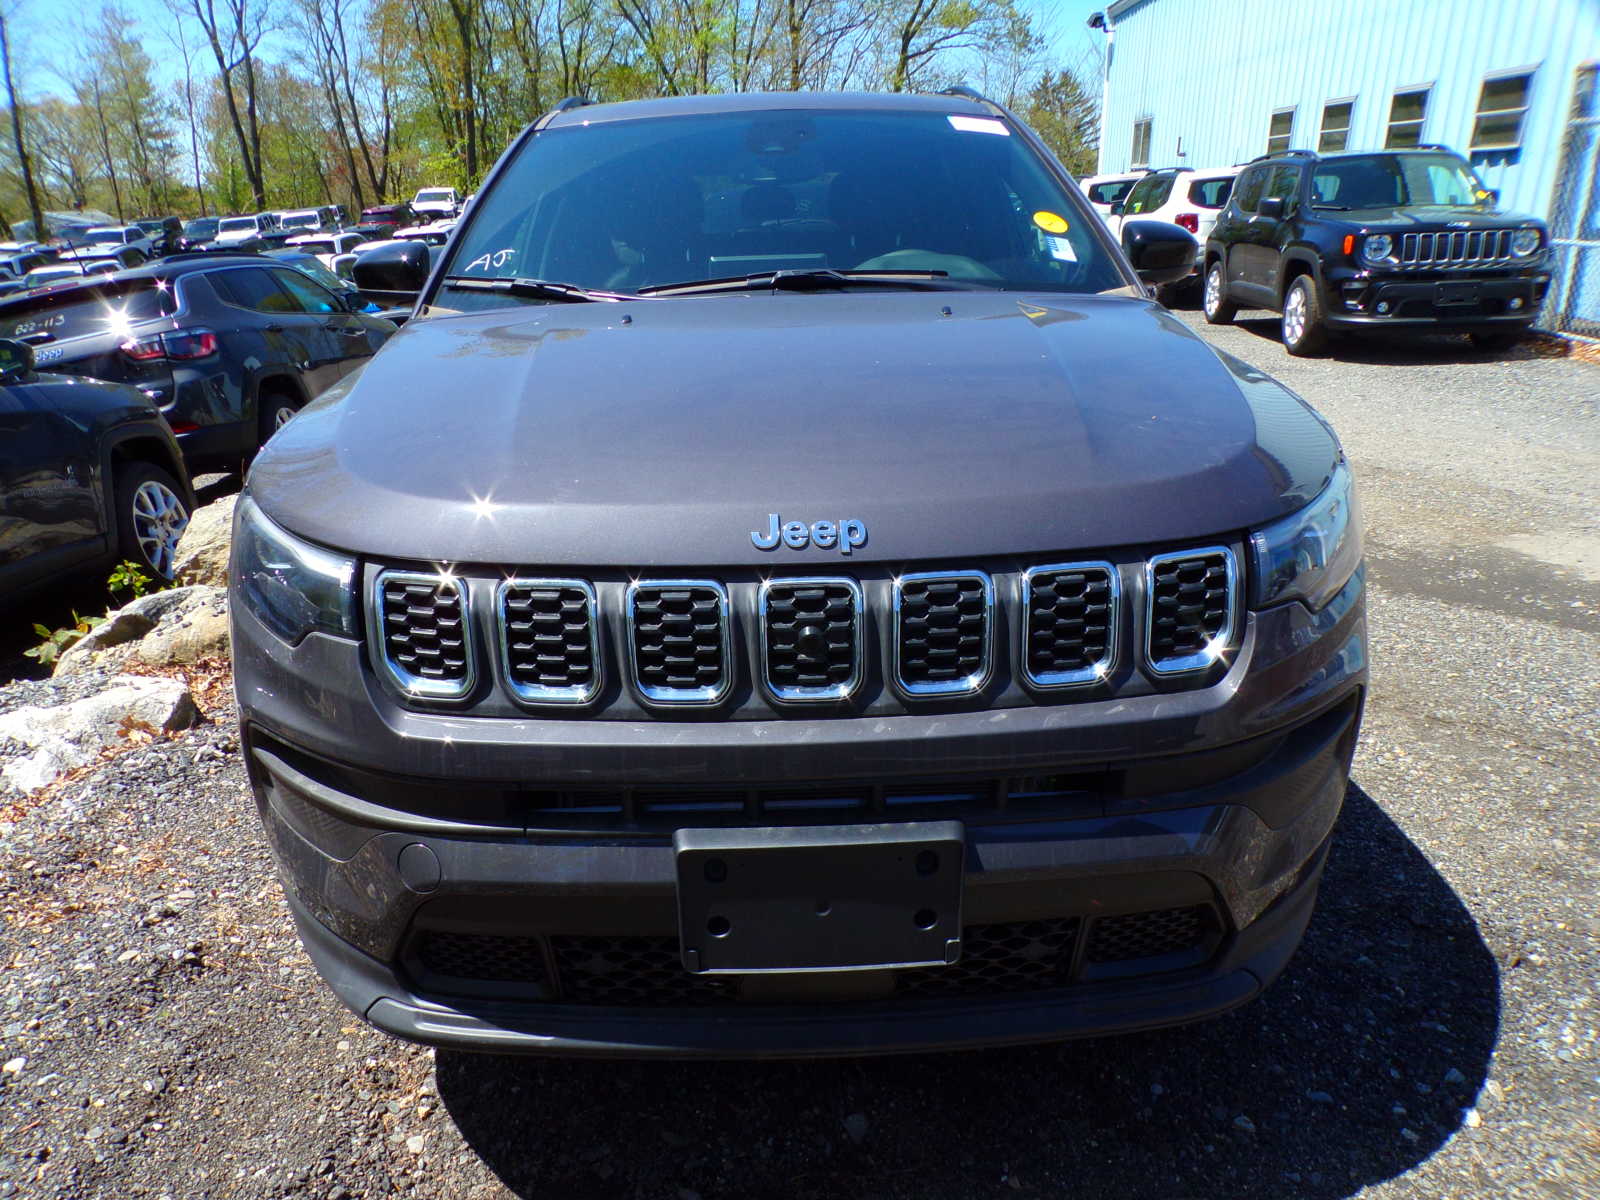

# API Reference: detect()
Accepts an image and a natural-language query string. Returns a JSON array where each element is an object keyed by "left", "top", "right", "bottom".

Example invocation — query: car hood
[
  {"left": 1335, "top": 206, "right": 1540, "bottom": 230},
  {"left": 250, "top": 291, "right": 1340, "bottom": 568}
]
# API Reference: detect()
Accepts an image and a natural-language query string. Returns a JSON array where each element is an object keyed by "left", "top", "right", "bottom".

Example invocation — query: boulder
[
  {"left": 135, "top": 587, "right": 230, "bottom": 665},
  {"left": 53, "top": 586, "right": 223, "bottom": 678},
  {"left": 173, "top": 493, "right": 238, "bottom": 588},
  {"left": 0, "top": 675, "right": 199, "bottom": 795}
]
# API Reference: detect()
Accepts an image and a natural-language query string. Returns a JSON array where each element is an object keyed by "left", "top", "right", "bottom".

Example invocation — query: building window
[
  {"left": 1267, "top": 107, "right": 1296, "bottom": 154},
  {"left": 1386, "top": 87, "right": 1430, "bottom": 148},
  {"left": 1131, "top": 118, "right": 1152, "bottom": 168},
  {"left": 1319, "top": 100, "right": 1353, "bottom": 152},
  {"left": 1471, "top": 72, "right": 1534, "bottom": 150}
]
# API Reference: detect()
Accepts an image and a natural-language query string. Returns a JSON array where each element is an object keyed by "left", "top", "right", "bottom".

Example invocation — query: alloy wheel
[
  {"left": 131, "top": 480, "right": 189, "bottom": 578},
  {"left": 1283, "top": 286, "right": 1307, "bottom": 347},
  {"left": 1204, "top": 266, "right": 1222, "bottom": 315}
]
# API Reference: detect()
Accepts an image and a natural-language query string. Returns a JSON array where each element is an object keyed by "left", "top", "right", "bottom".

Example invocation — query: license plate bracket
[
  {"left": 1435, "top": 281, "right": 1481, "bottom": 306},
  {"left": 675, "top": 822, "right": 964, "bottom": 973}
]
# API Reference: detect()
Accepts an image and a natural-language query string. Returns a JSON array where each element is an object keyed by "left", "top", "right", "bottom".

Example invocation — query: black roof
[{"left": 1250, "top": 145, "right": 1464, "bottom": 166}]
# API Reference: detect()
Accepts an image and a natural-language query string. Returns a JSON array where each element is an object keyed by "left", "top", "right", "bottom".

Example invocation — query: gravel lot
[{"left": 1, "top": 312, "right": 1596, "bottom": 1199}]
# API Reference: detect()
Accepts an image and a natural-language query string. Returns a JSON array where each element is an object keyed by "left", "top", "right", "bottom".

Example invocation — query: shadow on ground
[
  {"left": 1226, "top": 314, "right": 1544, "bottom": 366},
  {"left": 437, "top": 783, "right": 1499, "bottom": 1199}
]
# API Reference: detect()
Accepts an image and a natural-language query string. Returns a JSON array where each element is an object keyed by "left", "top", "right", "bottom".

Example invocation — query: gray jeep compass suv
[{"left": 231, "top": 91, "right": 1367, "bottom": 1058}]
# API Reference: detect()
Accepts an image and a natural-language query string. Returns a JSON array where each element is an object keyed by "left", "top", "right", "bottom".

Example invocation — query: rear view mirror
[
  {"left": 0, "top": 338, "right": 36, "bottom": 381},
  {"left": 353, "top": 240, "right": 429, "bottom": 298},
  {"left": 1121, "top": 220, "right": 1198, "bottom": 287}
]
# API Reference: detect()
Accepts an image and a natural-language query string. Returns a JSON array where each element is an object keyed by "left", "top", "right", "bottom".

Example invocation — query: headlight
[
  {"left": 232, "top": 494, "right": 357, "bottom": 643},
  {"left": 1249, "top": 460, "right": 1362, "bottom": 612},
  {"left": 1362, "top": 234, "right": 1394, "bottom": 262},
  {"left": 1510, "top": 227, "right": 1541, "bottom": 257}
]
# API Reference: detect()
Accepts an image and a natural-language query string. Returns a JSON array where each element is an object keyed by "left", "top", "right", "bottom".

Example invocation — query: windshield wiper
[
  {"left": 637, "top": 268, "right": 980, "bottom": 297},
  {"left": 1311, "top": 203, "right": 1351, "bottom": 210},
  {"left": 439, "top": 275, "right": 631, "bottom": 303}
]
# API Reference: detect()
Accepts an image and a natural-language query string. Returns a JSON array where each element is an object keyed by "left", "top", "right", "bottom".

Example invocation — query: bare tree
[
  {"left": 185, "top": 0, "right": 267, "bottom": 208},
  {"left": 0, "top": 7, "right": 45, "bottom": 236}
]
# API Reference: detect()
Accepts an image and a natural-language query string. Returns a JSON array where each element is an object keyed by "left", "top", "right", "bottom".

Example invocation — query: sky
[{"left": 6, "top": 0, "right": 1112, "bottom": 101}]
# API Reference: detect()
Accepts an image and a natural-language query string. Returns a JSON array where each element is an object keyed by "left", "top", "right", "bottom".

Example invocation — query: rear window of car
[
  {"left": 292, "top": 239, "right": 337, "bottom": 255},
  {"left": 0, "top": 280, "right": 177, "bottom": 341},
  {"left": 1187, "top": 177, "right": 1235, "bottom": 208},
  {"left": 1087, "top": 180, "right": 1136, "bottom": 206},
  {"left": 218, "top": 217, "right": 257, "bottom": 233}
]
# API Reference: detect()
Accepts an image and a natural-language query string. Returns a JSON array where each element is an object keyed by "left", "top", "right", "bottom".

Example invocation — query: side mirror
[
  {"left": 1257, "top": 196, "right": 1286, "bottom": 220},
  {"left": 1121, "top": 220, "right": 1198, "bottom": 287},
  {"left": 1109, "top": 200, "right": 1126, "bottom": 216},
  {"left": 352, "top": 238, "right": 429, "bottom": 298},
  {"left": 0, "top": 337, "right": 36, "bottom": 381}
]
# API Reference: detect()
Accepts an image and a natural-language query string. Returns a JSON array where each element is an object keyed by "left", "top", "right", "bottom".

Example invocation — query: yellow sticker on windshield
[{"left": 1033, "top": 211, "right": 1069, "bottom": 234}]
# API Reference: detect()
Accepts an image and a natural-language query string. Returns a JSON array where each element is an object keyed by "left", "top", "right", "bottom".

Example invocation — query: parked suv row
[{"left": 1203, "top": 147, "right": 1551, "bottom": 354}]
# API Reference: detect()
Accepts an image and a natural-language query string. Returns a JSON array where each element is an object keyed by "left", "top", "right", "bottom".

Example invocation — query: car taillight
[
  {"left": 1175, "top": 213, "right": 1199, "bottom": 233},
  {"left": 121, "top": 328, "right": 218, "bottom": 361}
]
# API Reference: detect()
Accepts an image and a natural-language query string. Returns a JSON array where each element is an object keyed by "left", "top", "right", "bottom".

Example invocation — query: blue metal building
[{"left": 1091, "top": 0, "right": 1600, "bottom": 335}]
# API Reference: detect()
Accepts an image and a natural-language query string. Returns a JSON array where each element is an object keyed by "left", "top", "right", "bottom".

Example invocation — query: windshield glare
[
  {"left": 1311, "top": 153, "right": 1490, "bottom": 210},
  {"left": 442, "top": 109, "right": 1122, "bottom": 298}
]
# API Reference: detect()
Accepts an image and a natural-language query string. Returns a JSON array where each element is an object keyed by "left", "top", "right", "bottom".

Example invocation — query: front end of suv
[{"left": 232, "top": 91, "right": 1367, "bottom": 1058}]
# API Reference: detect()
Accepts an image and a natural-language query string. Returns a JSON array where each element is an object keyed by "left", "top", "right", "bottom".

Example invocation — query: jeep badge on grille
[{"left": 752, "top": 513, "right": 868, "bottom": 554}]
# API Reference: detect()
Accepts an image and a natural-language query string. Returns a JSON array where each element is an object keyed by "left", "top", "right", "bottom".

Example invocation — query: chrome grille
[
  {"left": 497, "top": 579, "right": 600, "bottom": 704},
  {"left": 760, "top": 578, "right": 864, "bottom": 701},
  {"left": 1144, "top": 547, "right": 1237, "bottom": 675},
  {"left": 1023, "top": 562, "right": 1119, "bottom": 688},
  {"left": 1399, "top": 228, "right": 1511, "bottom": 268},
  {"left": 372, "top": 570, "right": 473, "bottom": 698},
  {"left": 893, "top": 571, "right": 994, "bottom": 696},
  {"left": 627, "top": 581, "right": 731, "bottom": 704}
]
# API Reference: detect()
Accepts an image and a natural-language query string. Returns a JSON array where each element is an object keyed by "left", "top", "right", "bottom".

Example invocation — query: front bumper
[
  {"left": 1322, "top": 265, "right": 1550, "bottom": 330},
  {"left": 236, "top": 570, "right": 1366, "bottom": 1057}
]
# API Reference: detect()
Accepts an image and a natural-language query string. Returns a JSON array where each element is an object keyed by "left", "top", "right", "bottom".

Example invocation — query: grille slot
[
  {"left": 497, "top": 579, "right": 600, "bottom": 704},
  {"left": 761, "top": 578, "right": 864, "bottom": 701},
  {"left": 627, "top": 581, "right": 731, "bottom": 704},
  {"left": 551, "top": 935, "right": 733, "bottom": 1005},
  {"left": 372, "top": 570, "right": 473, "bottom": 698},
  {"left": 415, "top": 929, "right": 548, "bottom": 985},
  {"left": 1399, "top": 228, "right": 1511, "bottom": 268},
  {"left": 894, "top": 571, "right": 994, "bottom": 696},
  {"left": 1022, "top": 562, "right": 1118, "bottom": 688},
  {"left": 898, "top": 918, "right": 1079, "bottom": 997},
  {"left": 1087, "top": 906, "right": 1212, "bottom": 963},
  {"left": 1144, "top": 547, "right": 1237, "bottom": 675}
]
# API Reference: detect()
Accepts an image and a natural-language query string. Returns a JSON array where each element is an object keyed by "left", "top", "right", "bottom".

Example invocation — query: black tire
[
  {"left": 257, "top": 390, "right": 300, "bottom": 447},
  {"left": 1281, "top": 274, "right": 1328, "bottom": 356},
  {"left": 1470, "top": 331, "right": 1522, "bottom": 352},
  {"left": 1202, "top": 259, "right": 1236, "bottom": 324},
  {"left": 114, "top": 462, "right": 190, "bottom": 581}
]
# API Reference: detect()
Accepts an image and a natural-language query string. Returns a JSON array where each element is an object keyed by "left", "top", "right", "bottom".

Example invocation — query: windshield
[
  {"left": 218, "top": 217, "right": 257, "bottom": 233},
  {"left": 85, "top": 228, "right": 124, "bottom": 244},
  {"left": 441, "top": 108, "right": 1122, "bottom": 300},
  {"left": 282, "top": 213, "right": 319, "bottom": 228},
  {"left": 184, "top": 218, "right": 218, "bottom": 237},
  {"left": 417, "top": 190, "right": 452, "bottom": 202},
  {"left": 1310, "top": 153, "right": 1490, "bottom": 210},
  {"left": 292, "top": 238, "right": 336, "bottom": 254},
  {"left": 23, "top": 266, "right": 81, "bottom": 286}
]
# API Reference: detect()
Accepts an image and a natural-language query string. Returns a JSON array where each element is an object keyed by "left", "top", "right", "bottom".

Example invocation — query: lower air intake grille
[
  {"left": 1024, "top": 563, "right": 1117, "bottom": 687},
  {"left": 550, "top": 936, "right": 733, "bottom": 1005},
  {"left": 629, "top": 581, "right": 730, "bottom": 703},
  {"left": 1145, "top": 548, "right": 1236, "bottom": 674},
  {"left": 375, "top": 571, "right": 471, "bottom": 697},
  {"left": 895, "top": 571, "right": 993, "bottom": 695},
  {"left": 499, "top": 579, "right": 599, "bottom": 703},
  {"left": 414, "top": 929, "right": 546, "bottom": 985},
  {"left": 762, "top": 579, "right": 862, "bottom": 700},
  {"left": 1087, "top": 905, "right": 1211, "bottom": 963},
  {"left": 898, "top": 918, "right": 1079, "bottom": 997}
]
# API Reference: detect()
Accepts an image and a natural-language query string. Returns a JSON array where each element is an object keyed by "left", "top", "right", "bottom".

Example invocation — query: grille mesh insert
[
  {"left": 1087, "top": 906, "right": 1210, "bottom": 963},
  {"left": 1147, "top": 552, "right": 1232, "bottom": 669},
  {"left": 415, "top": 929, "right": 546, "bottom": 984},
  {"left": 898, "top": 918, "right": 1079, "bottom": 996},
  {"left": 630, "top": 584, "right": 727, "bottom": 698},
  {"left": 378, "top": 575, "right": 469, "bottom": 687},
  {"left": 500, "top": 581, "right": 596, "bottom": 699},
  {"left": 550, "top": 935, "right": 733, "bottom": 1005},
  {"left": 896, "top": 574, "right": 990, "bottom": 691},
  {"left": 763, "top": 580, "right": 859, "bottom": 696},
  {"left": 1025, "top": 566, "right": 1115, "bottom": 684}
]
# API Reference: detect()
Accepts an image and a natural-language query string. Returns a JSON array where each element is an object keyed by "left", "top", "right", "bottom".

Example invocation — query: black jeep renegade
[{"left": 1204, "top": 147, "right": 1551, "bottom": 355}]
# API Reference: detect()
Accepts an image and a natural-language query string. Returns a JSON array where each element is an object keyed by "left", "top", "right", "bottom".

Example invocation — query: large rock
[
  {"left": 135, "top": 587, "right": 230, "bottom": 665},
  {"left": 53, "top": 586, "right": 223, "bottom": 677},
  {"left": 0, "top": 675, "right": 199, "bottom": 795},
  {"left": 173, "top": 493, "right": 238, "bottom": 588}
]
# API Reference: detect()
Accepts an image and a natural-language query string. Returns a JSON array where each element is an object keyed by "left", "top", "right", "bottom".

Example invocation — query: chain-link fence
[{"left": 1543, "top": 64, "right": 1599, "bottom": 338}]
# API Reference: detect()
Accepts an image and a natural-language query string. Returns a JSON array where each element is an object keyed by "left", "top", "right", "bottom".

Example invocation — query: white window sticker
[
  {"left": 1046, "top": 234, "right": 1077, "bottom": 262},
  {"left": 947, "top": 115, "right": 1010, "bottom": 136}
]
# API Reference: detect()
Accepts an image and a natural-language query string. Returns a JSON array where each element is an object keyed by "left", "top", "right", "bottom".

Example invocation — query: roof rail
[
  {"left": 1246, "top": 148, "right": 1319, "bottom": 164},
  {"left": 940, "top": 84, "right": 993, "bottom": 106},
  {"left": 552, "top": 96, "right": 594, "bottom": 113}
]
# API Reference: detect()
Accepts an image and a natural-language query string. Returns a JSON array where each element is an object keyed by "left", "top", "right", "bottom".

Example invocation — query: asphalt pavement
[{"left": 0, "top": 311, "right": 1595, "bottom": 1199}]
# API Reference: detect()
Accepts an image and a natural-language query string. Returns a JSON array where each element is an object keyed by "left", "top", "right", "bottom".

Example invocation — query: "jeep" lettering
[{"left": 751, "top": 514, "right": 868, "bottom": 555}]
